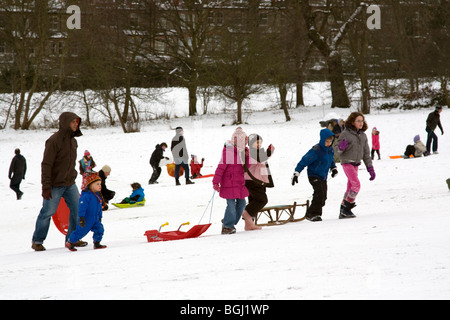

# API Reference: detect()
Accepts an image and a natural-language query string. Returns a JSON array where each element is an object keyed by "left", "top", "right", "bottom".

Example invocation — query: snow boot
[
  {"left": 221, "top": 226, "right": 236, "bottom": 234},
  {"left": 94, "top": 242, "right": 107, "bottom": 249},
  {"left": 31, "top": 243, "right": 46, "bottom": 251},
  {"left": 175, "top": 179, "right": 181, "bottom": 186},
  {"left": 339, "top": 200, "right": 356, "bottom": 219},
  {"left": 74, "top": 240, "right": 88, "bottom": 247},
  {"left": 307, "top": 215, "right": 322, "bottom": 222},
  {"left": 186, "top": 178, "right": 195, "bottom": 185},
  {"left": 65, "top": 242, "right": 77, "bottom": 252}
]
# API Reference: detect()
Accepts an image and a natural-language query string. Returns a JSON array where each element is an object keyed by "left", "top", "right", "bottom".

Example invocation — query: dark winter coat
[
  {"left": 295, "top": 129, "right": 337, "bottom": 181},
  {"left": 426, "top": 111, "right": 443, "bottom": 133},
  {"left": 99, "top": 169, "right": 115, "bottom": 202},
  {"left": 9, "top": 154, "right": 27, "bottom": 179},
  {"left": 41, "top": 112, "right": 82, "bottom": 190},
  {"left": 150, "top": 144, "right": 165, "bottom": 167}
]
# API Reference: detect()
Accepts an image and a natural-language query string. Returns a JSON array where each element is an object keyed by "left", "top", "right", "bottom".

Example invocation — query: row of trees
[{"left": 0, "top": 0, "right": 449, "bottom": 131}]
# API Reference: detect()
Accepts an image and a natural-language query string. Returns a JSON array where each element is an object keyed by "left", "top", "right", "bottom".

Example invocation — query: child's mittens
[
  {"left": 213, "top": 184, "right": 220, "bottom": 192},
  {"left": 291, "top": 172, "right": 300, "bottom": 186},
  {"left": 367, "top": 166, "right": 376, "bottom": 181},
  {"left": 331, "top": 168, "right": 338, "bottom": 178},
  {"left": 338, "top": 139, "right": 348, "bottom": 151},
  {"left": 79, "top": 217, "right": 86, "bottom": 227}
]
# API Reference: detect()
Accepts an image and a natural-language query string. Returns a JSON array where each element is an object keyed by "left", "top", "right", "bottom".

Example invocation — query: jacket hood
[
  {"left": 319, "top": 128, "right": 335, "bottom": 149},
  {"left": 59, "top": 112, "right": 82, "bottom": 137}
]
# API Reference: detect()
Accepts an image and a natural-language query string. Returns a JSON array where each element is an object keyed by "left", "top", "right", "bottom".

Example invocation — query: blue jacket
[
  {"left": 130, "top": 187, "right": 145, "bottom": 203},
  {"left": 79, "top": 190, "right": 103, "bottom": 224},
  {"left": 295, "top": 129, "right": 337, "bottom": 181}
]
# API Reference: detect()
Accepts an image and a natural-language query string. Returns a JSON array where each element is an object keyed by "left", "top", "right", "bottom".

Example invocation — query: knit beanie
[
  {"left": 230, "top": 127, "right": 248, "bottom": 151},
  {"left": 414, "top": 135, "right": 420, "bottom": 143},
  {"left": 102, "top": 165, "right": 111, "bottom": 173},
  {"left": 85, "top": 173, "right": 101, "bottom": 188},
  {"left": 84, "top": 150, "right": 90, "bottom": 156}
]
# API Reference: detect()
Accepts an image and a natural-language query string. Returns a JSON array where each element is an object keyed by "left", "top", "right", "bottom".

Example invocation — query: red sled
[
  {"left": 52, "top": 198, "right": 70, "bottom": 235},
  {"left": 144, "top": 222, "right": 211, "bottom": 242}
]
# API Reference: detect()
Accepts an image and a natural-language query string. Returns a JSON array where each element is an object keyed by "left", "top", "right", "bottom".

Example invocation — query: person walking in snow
[
  {"left": 212, "top": 127, "right": 251, "bottom": 234},
  {"left": 292, "top": 129, "right": 338, "bottom": 221},
  {"left": 371, "top": 127, "right": 381, "bottom": 160},
  {"left": 425, "top": 106, "right": 444, "bottom": 154},
  {"left": 32, "top": 112, "right": 86, "bottom": 251},
  {"left": 8, "top": 148, "right": 27, "bottom": 200},
  {"left": 149, "top": 143, "right": 169, "bottom": 184},
  {"left": 98, "top": 165, "right": 115, "bottom": 210},
  {"left": 66, "top": 173, "right": 107, "bottom": 251},
  {"left": 334, "top": 112, "right": 375, "bottom": 219},
  {"left": 171, "top": 127, "right": 194, "bottom": 186},
  {"left": 243, "top": 134, "right": 275, "bottom": 230}
]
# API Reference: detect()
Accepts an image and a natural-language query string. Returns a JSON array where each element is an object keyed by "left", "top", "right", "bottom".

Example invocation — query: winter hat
[
  {"left": 414, "top": 135, "right": 420, "bottom": 143},
  {"left": 85, "top": 173, "right": 101, "bottom": 188},
  {"left": 230, "top": 127, "right": 248, "bottom": 151},
  {"left": 84, "top": 150, "right": 91, "bottom": 156},
  {"left": 102, "top": 165, "right": 111, "bottom": 173},
  {"left": 175, "top": 127, "right": 184, "bottom": 134},
  {"left": 248, "top": 134, "right": 262, "bottom": 147},
  {"left": 436, "top": 106, "right": 443, "bottom": 111}
]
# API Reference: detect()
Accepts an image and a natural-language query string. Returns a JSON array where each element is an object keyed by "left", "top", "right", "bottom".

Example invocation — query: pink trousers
[{"left": 342, "top": 164, "right": 361, "bottom": 203}]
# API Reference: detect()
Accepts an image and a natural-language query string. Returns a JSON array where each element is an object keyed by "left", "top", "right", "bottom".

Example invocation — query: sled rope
[{"left": 198, "top": 191, "right": 216, "bottom": 225}]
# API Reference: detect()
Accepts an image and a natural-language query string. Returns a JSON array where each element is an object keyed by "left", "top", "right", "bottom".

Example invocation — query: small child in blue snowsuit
[
  {"left": 66, "top": 173, "right": 106, "bottom": 251},
  {"left": 119, "top": 182, "right": 145, "bottom": 204},
  {"left": 291, "top": 128, "right": 338, "bottom": 222}
]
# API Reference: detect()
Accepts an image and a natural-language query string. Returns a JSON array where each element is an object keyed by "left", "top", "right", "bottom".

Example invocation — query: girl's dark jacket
[{"left": 41, "top": 112, "right": 82, "bottom": 191}]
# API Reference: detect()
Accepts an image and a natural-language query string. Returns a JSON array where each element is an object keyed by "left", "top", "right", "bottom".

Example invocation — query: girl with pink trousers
[
  {"left": 334, "top": 112, "right": 376, "bottom": 219},
  {"left": 213, "top": 127, "right": 260, "bottom": 234},
  {"left": 371, "top": 127, "right": 381, "bottom": 160}
]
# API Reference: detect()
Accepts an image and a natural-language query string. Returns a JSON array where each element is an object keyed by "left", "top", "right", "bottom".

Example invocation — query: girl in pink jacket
[
  {"left": 213, "top": 127, "right": 254, "bottom": 234},
  {"left": 371, "top": 127, "right": 380, "bottom": 160}
]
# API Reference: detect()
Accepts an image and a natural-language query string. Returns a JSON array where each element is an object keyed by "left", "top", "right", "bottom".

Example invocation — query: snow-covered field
[{"left": 1, "top": 85, "right": 449, "bottom": 300}]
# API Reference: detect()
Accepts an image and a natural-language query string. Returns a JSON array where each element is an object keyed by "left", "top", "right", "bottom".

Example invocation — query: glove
[
  {"left": 42, "top": 189, "right": 52, "bottom": 200},
  {"left": 368, "top": 166, "right": 376, "bottom": 181},
  {"left": 331, "top": 168, "right": 338, "bottom": 178},
  {"left": 165, "top": 157, "right": 169, "bottom": 160},
  {"left": 268, "top": 144, "right": 275, "bottom": 152},
  {"left": 213, "top": 184, "right": 220, "bottom": 192},
  {"left": 338, "top": 139, "right": 348, "bottom": 151},
  {"left": 291, "top": 172, "right": 300, "bottom": 186},
  {"left": 79, "top": 217, "right": 86, "bottom": 227}
]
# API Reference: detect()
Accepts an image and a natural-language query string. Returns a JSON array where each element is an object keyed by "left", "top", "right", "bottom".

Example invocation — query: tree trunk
[
  {"left": 328, "top": 52, "right": 350, "bottom": 108},
  {"left": 188, "top": 85, "right": 198, "bottom": 116},
  {"left": 296, "top": 80, "right": 305, "bottom": 107},
  {"left": 278, "top": 84, "right": 291, "bottom": 121}
]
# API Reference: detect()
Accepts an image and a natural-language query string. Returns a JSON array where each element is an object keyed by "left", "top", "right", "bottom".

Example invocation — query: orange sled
[
  {"left": 144, "top": 222, "right": 211, "bottom": 242},
  {"left": 52, "top": 198, "right": 70, "bottom": 235}
]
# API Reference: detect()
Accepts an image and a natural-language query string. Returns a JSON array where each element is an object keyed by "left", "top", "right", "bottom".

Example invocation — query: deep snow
[{"left": 1, "top": 85, "right": 449, "bottom": 300}]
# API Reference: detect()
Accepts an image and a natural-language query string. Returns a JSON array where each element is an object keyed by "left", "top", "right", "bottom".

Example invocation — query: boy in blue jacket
[
  {"left": 66, "top": 173, "right": 106, "bottom": 251},
  {"left": 291, "top": 129, "right": 338, "bottom": 221},
  {"left": 119, "top": 183, "right": 145, "bottom": 204}
]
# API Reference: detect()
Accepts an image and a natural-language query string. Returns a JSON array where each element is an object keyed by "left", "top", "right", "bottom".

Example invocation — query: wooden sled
[
  {"left": 144, "top": 222, "right": 211, "bottom": 242},
  {"left": 255, "top": 201, "right": 309, "bottom": 226},
  {"left": 112, "top": 198, "right": 146, "bottom": 209}
]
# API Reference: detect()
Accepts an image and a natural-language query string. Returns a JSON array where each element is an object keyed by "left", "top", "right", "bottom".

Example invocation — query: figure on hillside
[
  {"left": 32, "top": 112, "right": 85, "bottom": 251},
  {"left": 171, "top": 127, "right": 194, "bottom": 186},
  {"left": 243, "top": 134, "right": 275, "bottom": 230},
  {"left": 334, "top": 112, "right": 375, "bottom": 219},
  {"left": 190, "top": 155, "right": 204, "bottom": 179},
  {"left": 8, "top": 148, "right": 27, "bottom": 200},
  {"left": 371, "top": 127, "right": 381, "bottom": 160},
  {"left": 149, "top": 143, "right": 169, "bottom": 184},
  {"left": 425, "top": 106, "right": 444, "bottom": 154},
  {"left": 98, "top": 165, "right": 115, "bottom": 210},
  {"left": 292, "top": 129, "right": 338, "bottom": 221},
  {"left": 79, "top": 150, "right": 96, "bottom": 190},
  {"left": 66, "top": 173, "right": 107, "bottom": 251},
  {"left": 212, "top": 127, "right": 250, "bottom": 234},
  {"left": 119, "top": 182, "right": 145, "bottom": 204}
]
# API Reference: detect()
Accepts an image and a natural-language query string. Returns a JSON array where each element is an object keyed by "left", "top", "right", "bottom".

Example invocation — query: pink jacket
[
  {"left": 372, "top": 134, "right": 380, "bottom": 150},
  {"left": 213, "top": 144, "right": 249, "bottom": 200}
]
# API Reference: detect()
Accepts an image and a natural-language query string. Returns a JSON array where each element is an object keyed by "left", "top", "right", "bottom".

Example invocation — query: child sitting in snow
[
  {"left": 292, "top": 128, "right": 338, "bottom": 221},
  {"left": 66, "top": 173, "right": 107, "bottom": 251},
  {"left": 119, "top": 182, "right": 145, "bottom": 204},
  {"left": 190, "top": 155, "right": 204, "bottom": 179},
  {"left": 404, "top": 135, "right": 430, "bottom": 158}
]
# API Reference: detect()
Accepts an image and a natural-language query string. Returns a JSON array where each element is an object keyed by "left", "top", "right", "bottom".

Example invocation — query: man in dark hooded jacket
[
  {"left": 31, "top": 112, "right": 86, "bottom": 251},
  {"left": 8, "top": 148, "right": 27, "bottom": 200}
]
